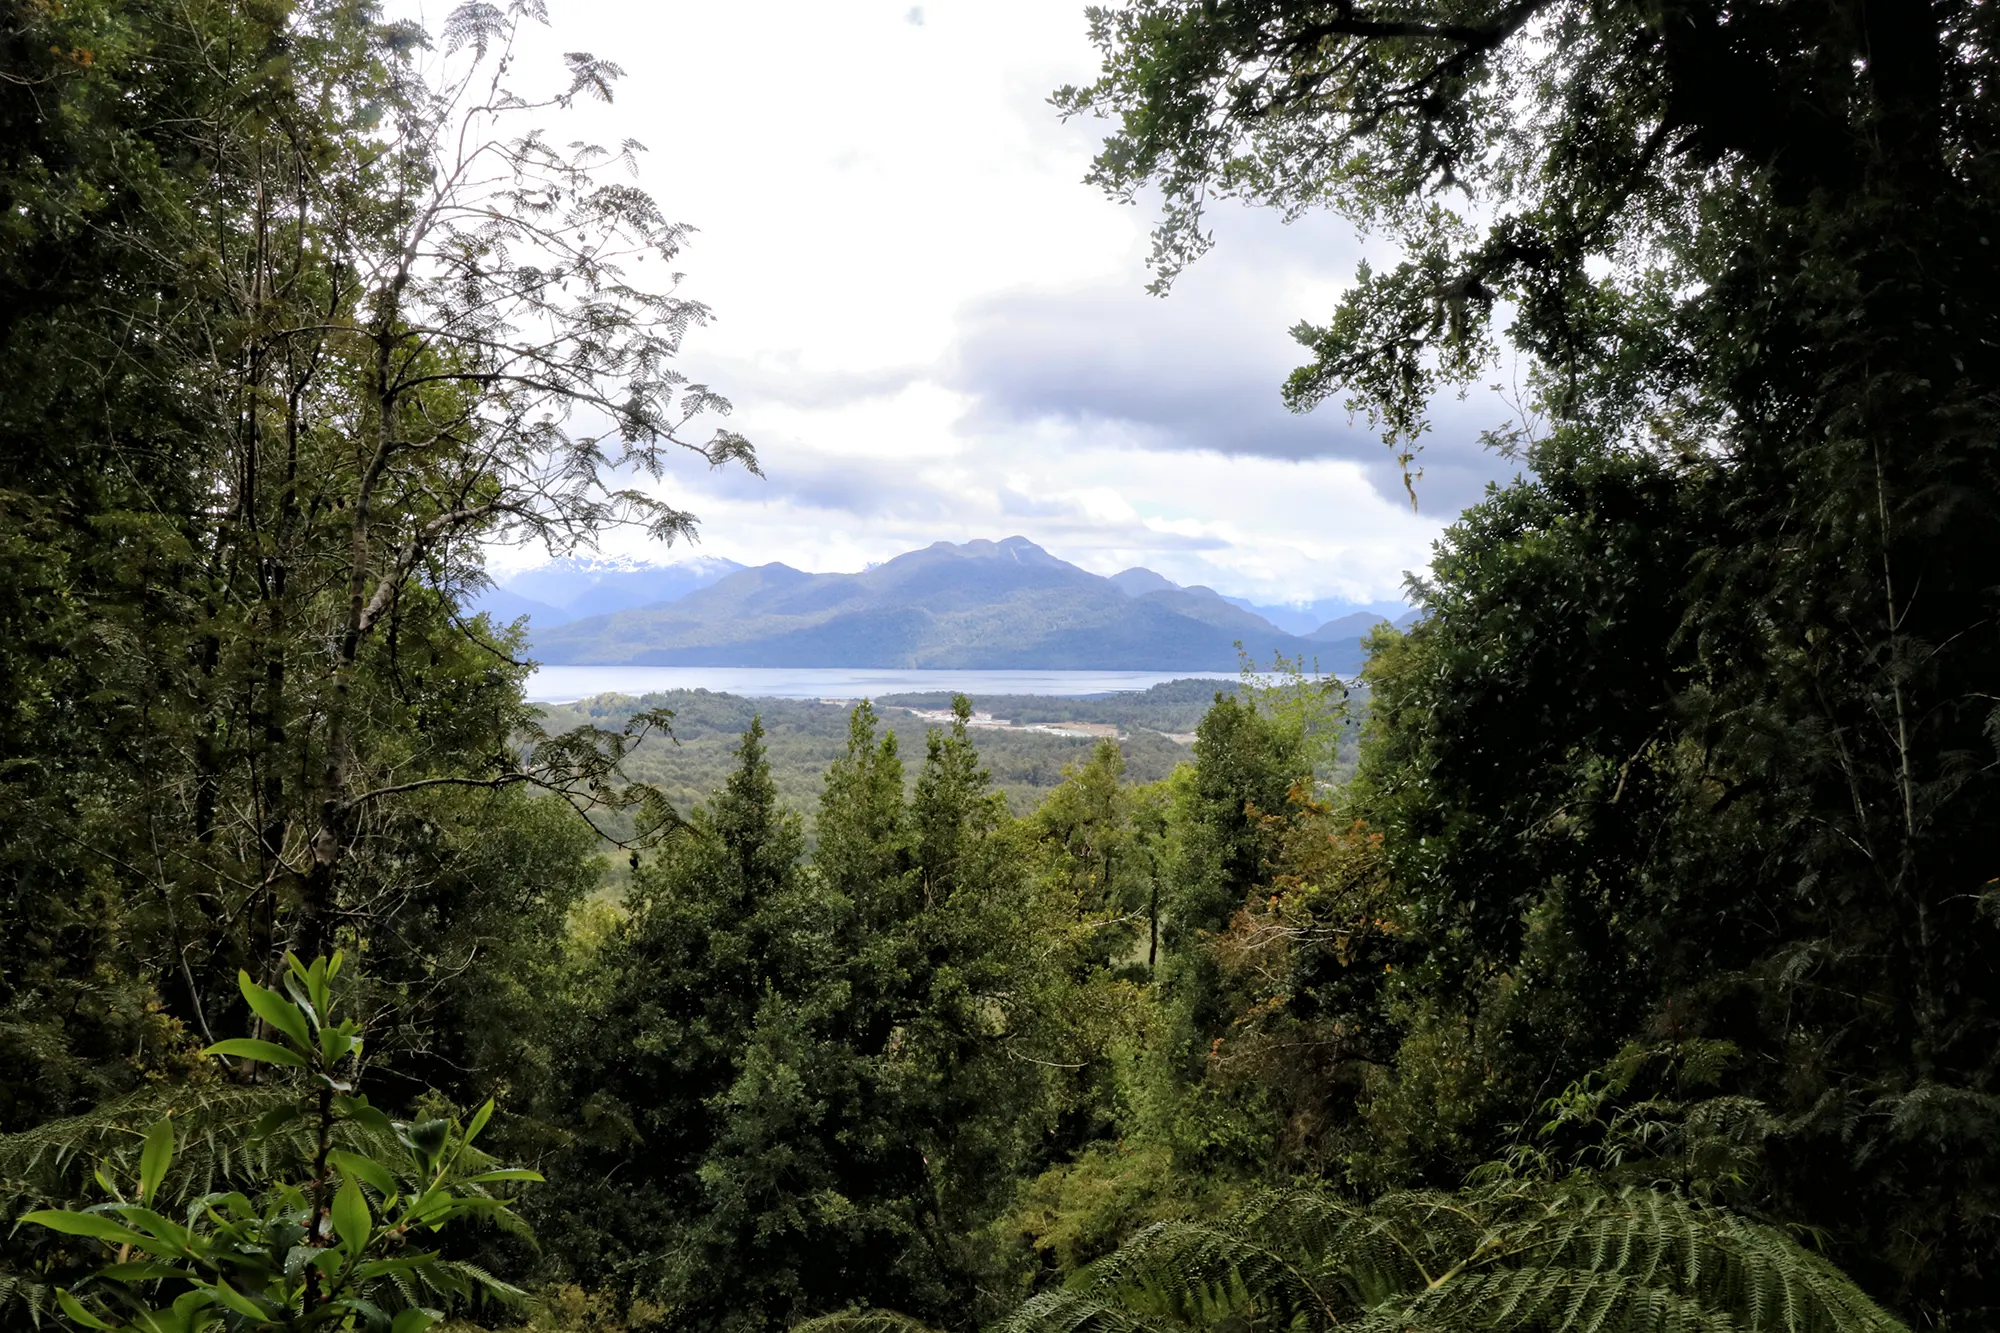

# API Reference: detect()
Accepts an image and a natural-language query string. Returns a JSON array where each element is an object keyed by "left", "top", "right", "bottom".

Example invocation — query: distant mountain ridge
[
  {"left": 512, "top": 537, "right": 1411, "bottom": 671},
  {"left": 470, "top": 554, "right": 744, "bottom": 629}
]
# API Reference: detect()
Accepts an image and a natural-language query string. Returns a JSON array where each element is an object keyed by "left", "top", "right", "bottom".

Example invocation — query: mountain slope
[
  {"left": 530, "top": 537, "right": 1376, "bottom": 670},
  {"left": 471, "top": 554, "right": 746, "bottom": 629}
]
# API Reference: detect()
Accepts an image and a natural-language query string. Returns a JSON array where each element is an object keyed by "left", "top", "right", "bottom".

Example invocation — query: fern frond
[
  {"left": 794, "top": 1309, "right": 955, "bottom": 1333},
  {"left": 0, "top": 1273, "right": 55, "bottom": 1329},
  {"left": 1001, "top": 1181, "right": 1908, "bottom": 1333},
  {"left": 1477, "top": 1186, "right": 1907, "bottom": 1332},
  {"left": 1000, "top": 1288, "right": 1174, "bottom": 1333}
]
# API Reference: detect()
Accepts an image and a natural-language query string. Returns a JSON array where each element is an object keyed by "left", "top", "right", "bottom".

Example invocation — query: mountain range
[{"left": 478, "top": 538, "right": 1413, "bottom": 671}]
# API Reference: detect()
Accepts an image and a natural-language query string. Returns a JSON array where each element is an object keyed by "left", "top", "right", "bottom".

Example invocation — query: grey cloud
[
  {"left": 941, "top": 215, "right": 1524, "bottom": 513},
  {"left": 687, "top": 448, "right": 965, "bottom": 523},
  {"left": 680, "top": 436, "right": 1242, "bottom": 564}
]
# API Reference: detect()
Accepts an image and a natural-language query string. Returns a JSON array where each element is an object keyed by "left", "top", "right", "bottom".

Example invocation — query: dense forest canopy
[{"left": 2, "top": 0, "right": 1994, "bottom": 1331}]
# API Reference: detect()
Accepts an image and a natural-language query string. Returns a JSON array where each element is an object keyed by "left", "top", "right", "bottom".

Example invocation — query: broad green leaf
[
  {"left": 332, "top": 1173, "right": 371, "bottom": 1256},
  {"left": 172, "top": 1286, "right": 219, "bottom": 1320},
  {"left": 334, "top": 1094, "right": 394, "bottom": 1136},
  {"left": 55, "top": 1289, "right": 117, "bottom": 1331},
  {"left": 330, "top": 1148, "right": 398, "bottom": 1199},
  {"left": 23, "top": 1208, "right": 154, "bottom": 1249},
  {"left": 392, "top": 1308, "right": 437, "bottom": 1333},
  {"left": 282, "top": 970, "right": 319, "bottom": 1027},
  {"left": 238, "top": 971, "right": 311, "bottom": 1049},
  {"left": 462, "top": 1168, "right": 544, "bottom": 1184},
  {"left": 100, "top": 1261, "right": 192, "bottom": 1282},
  {"left": 139, "top": 1118, "right": 174, "bottom": 1205},
  {"left": 465, "top": 1098, "right": 494, "bottom": 1145},
  {"left": 206, "top": 1280, "right": 268, "bottom": 1320},
  {"left": 203, "top": 1038, "right": 306, "bottom": 1068},
  {"left": 113, "top": 1204, "right": 192, "bottom": 1253},
  {"left": 302, "top": 956, "right": 331, "bottom": 1018},
  {"left": 407, "top": 1119, "right": 449, "bottom": 1159},
  {"left": 252, "top": 1103, "right": 303, "bottom": 1139},
  {"left": 320, "top": 1024, "right": 355, "bottom": 1065}
]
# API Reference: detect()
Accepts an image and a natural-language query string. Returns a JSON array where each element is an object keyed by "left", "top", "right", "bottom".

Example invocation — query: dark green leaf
[{"left": 203, "top": 1038, "right": 307, "bottom": 1068}]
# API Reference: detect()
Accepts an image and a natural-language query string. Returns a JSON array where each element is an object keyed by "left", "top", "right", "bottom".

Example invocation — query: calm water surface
[{"left": 524, "top": 665, "right": 1235, "bottom": 703}]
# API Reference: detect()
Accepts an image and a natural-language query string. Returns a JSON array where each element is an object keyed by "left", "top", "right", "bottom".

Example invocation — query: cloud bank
[{"left": 489, "top": 0, "right": 1526, "bottom": 604}]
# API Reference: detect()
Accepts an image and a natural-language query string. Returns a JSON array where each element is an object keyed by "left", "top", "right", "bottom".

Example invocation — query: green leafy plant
[
  {"left": 807, "top": 1181, "right": 1909, "bottom": 1333},
  {"left": 20, "top": 954, "right": 541, "bottom": 1332}
]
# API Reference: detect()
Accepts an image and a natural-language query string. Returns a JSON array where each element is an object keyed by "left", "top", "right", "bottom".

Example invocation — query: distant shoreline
[{"left": 524, "top": 664, "right": 1241, "bottom": 704}]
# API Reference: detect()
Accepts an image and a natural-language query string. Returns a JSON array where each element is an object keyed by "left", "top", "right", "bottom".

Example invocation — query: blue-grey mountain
[
  {"left": 470, "top": 554, "right": 745, "bottom": 629},
  {"left": 518, "top": 538, "right": 1397, "bottom": 670}
]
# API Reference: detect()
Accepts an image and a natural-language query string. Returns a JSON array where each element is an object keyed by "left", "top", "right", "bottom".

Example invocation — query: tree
[
  {"left": 545, "top": 719, "right": 814, "bottom": 1316},
  {"left": 1024, "top": 740, "right": 1152, "bottom": 970},
  {"left": 1, "top": 0, "right": 278, "bottom": 1132},
  {"left": 1062, "top": 4, "right": 2000, "bottom": 1317},
  {"left": 545, "top": 704, "right": 1095, "bottom": 1333},
  {"left": 0, "top": 0, "right": 739, "bottom": 1135},
  {"left": 143, "top": 0, "right": 751, "bottom": 968}
]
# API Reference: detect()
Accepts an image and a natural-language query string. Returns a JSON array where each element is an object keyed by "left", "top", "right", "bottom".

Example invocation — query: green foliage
[
  {"left": 539, "top": 702, "right": 1112, "bottom": 1333},
  {"left": 531, "top": 687, "right": 1201, "bottom": 830},
  {"left": 0, "top": 0, "right": 734, "bottom": 1136},
  {"left": 18, "top": 956, "right": 540, "bottom": 1331},
  {"left": 1002, "top": 1182, "right": 1907, "bottom": 1333},
  {"left": 1057, "top": 1, "right": 2000, "bottom": 1320}
]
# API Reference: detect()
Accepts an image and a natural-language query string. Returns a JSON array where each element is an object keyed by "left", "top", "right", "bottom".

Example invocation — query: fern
[
  {"left": 982, "top": 1181, "right": 1909, "bottom": 1333},
  {"left": 0, "top": 1272, "right": 56, "bottom": 1329},
  {"left": 0, "top": 1084, "right": 293, "bottom": 1212},
  {"left": 793, "top": 1311, "right": 958, "bottom": 1333}
]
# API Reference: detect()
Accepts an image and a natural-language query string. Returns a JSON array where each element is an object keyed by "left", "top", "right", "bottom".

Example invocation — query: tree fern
[
  {"left": 991, "top": 1181, "right": 1908, "bottom": 1333},
  {"left": 794, "top": 1311, "right": 962, "bottom": 1333},
  {"left": 0, "top": 1085, "right": 293, "bottom": 1212}
]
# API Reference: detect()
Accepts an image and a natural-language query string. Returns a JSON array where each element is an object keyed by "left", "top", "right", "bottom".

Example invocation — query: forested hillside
[
  {"left": 2, "top": 1, "right": 1996, "bottom": 1332},
  {"left": 532, "top": 678, "right": 1258, "bottom": 825}
]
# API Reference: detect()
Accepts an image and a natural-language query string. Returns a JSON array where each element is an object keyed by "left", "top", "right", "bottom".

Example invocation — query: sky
[{"left": 478, "top": 0, "right": 1526, "bottom": 607}]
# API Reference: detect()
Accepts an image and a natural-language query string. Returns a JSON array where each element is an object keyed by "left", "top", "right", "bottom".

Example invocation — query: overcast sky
[{"left": 483, "top": 0, "right": 1525, "bottom": 606}]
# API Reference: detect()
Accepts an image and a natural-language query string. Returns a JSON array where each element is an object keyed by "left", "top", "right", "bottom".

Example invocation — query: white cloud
[{"left": 473, "top": 0, "right": 1514, "bottom": 599}]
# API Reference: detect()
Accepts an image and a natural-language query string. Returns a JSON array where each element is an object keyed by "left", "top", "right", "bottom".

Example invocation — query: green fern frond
[
  {"left": 0, "top": 1084, "right": 289, "bottom": 1205},
  {"left": 1000, "top": 1180, "right": 1908, "bottom": 1333},
  {"left": 0, "top": 1273, "right": 55, "bottom": 1329},
  {"left": 794, "top": 1309, "right": 955, "bottom": 1333},
  {"left": 1000, "top": 1288, "right": 1170, "bottom": 1333}
]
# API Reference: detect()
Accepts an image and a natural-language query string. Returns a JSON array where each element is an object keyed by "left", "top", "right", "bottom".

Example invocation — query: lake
[{"left": 524, "top": 665, "right": 1238, "bottom": 703}]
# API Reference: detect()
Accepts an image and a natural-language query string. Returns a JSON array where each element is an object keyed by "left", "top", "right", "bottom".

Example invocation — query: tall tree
[
  {"left": 0, "top": 0, "right": 746, "bottom": 1130},
  {"left": 0, "top": 0, "right": 276, "bottom": 1128},
  {"left": 1062, "top": 2, "right": 2000, "bottom": 1316}
]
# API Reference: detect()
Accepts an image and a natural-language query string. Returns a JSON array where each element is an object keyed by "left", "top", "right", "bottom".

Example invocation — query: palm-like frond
[
  {"left": 0, "top": 1084, "right": 295, "bottom": 1216},
  {"left": 0, "top": 1272, "right": 55, "bottom": 1329},
  {"left": 995, "top": 1181, "right": 1908, "bottom": 1333},
  {"left": 793, "top": 1310, "right": 953, "bottom": 1333}
]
